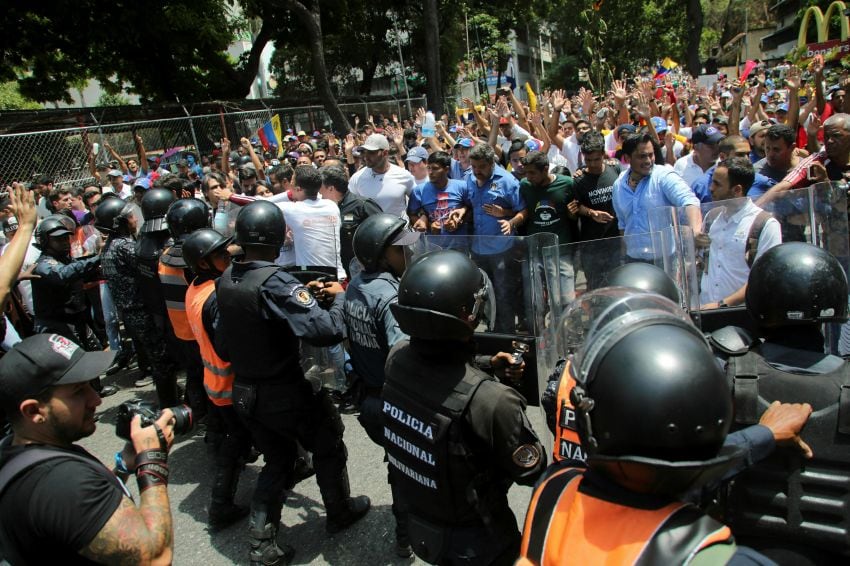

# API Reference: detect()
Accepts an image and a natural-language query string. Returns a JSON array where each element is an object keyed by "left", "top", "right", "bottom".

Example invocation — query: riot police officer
[
  {"left": 720, "top": 242, "right": 849, "bottom": 563},
  {"left": 344, "top": 212, "right": 418, "bottom": 556},
  {"left": 542, "top": 262, "right": 680, "bottom": 464},
  {"left": 30, "top": 214, "right": 117, "bottom": 397},
  {"left": 95, "top": 197, "right": 178, "bottom": 407},
  {"left": 216, "top": 200, "right": 370, "bottom": 565},
  {"left": 31, "top": 214, "right": 102, "bottom": 348},
  {"left": 134, "top": 188, "right": 177, "bottom": 386},
  {"left": 159, "top": 198, "right": 210, "bottom": 419},
  {"left": 517, "top": 290, "right": 770, "bottom": 564},
  {"left": 384, "top": 249, "right": 544, "bottom": 565},
  {"left": 183, "top": 228, "right": 252, "bottom": 530}
]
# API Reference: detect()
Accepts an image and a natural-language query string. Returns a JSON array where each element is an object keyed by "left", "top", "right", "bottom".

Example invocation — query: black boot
[
  {"left": 325, "top": 495, "right": 371, "bottom": 534},
  {"left": 208, "top": 463, "right": 249, "bottom": 531},
  {"left": 248, "top": 509, "right": 295, "bottom": 565}
]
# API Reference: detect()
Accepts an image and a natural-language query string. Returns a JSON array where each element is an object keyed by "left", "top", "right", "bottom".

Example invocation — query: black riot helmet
[
  {"left": 94, "top": 196, "right": 135, "bottom": 235},
  {"left": 182, "top": 228, "right": 232, "bottom": 275},
  {"left": 140, "top": 188, "right": 177, "bottom": 233},
  {"left": 352, "top": 213, "right": 420, "bottom": 273},
  {"left": 391, "top": 250, "right": 494, "bottom": 341},
  {"left": 234, "top": 200, "right": 286, "bottom": 249},
  {"left": 606, "top": 262, "right": 680, "bottom": 304},
  {"left": 567, "top": 289, "right": 743, "bottom": 496},
  {"left": 165, "top": 198, "right": 210, "bottom": 243},
  {"left": 34, "top": 214, "right": 73, "bottom": 249},
  {"left": 746, "top": 242, "right": 848, "bottom": 328}
]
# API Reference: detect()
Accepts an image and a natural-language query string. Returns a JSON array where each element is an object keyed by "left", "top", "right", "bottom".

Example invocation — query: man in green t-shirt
[{"left": 516, "top": 151, "right": 578, "bottom": 309}]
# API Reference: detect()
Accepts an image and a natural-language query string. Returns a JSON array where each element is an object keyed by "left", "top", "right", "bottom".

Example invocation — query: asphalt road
[{"left": 80, "top": 367, "right": 549, "bottom": 566}]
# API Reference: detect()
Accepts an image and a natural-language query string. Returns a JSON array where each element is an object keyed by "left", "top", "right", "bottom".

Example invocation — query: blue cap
[
  {"left": 777, "top": 103, "right": 789, "bottom": 113},
  {"left": 404, "top": 146, "right": 429, "bottom": 163},
  {"left": 133, "top": 177, "right": 151, "bottom": 190},
  {"left": 651, "top": 116, "right": 668, "bottom": 133},
  {"left": 454, "top": 138, "right": 475, "bottom": 149}
]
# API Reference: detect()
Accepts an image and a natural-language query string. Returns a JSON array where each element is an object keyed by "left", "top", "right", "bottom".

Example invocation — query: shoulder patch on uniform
[
  {"left": 291, "top": 286, "right": 316, "bottom": 307},
  {"left": 512, "top": 443, "right": 541, "bottom": 469}
]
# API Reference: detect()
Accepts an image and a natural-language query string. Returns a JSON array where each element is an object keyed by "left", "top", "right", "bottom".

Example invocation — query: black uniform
[
  {"left": 216, "top": 260, "right": 349, "bottom": 527},
  {"left": 722, "top": 338, "right": 850, "bottom": 564},
  {"left": 383, "top": 338, "right": 544, "bottom": 565},
  {"left": 31, "top": 251, "right": 101, "bottom": 350},
  {"left": 101, "top": 235, "right": 178, "bottom": 406},
  {"left": 338, "top": 192, "right": 382, "bottom": 278}
]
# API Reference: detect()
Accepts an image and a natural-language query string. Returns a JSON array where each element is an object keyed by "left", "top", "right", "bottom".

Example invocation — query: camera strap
[{"left": 0, "top": 442, "right": 131, "bottom": 500}]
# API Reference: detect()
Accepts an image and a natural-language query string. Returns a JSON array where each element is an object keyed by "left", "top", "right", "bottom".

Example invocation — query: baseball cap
[
  {"left": 107, "top": 169, "right": 123, "bottom": 178},
  {"left": 616, "top": 124, "right": 637, "bottom": 138},
  {"left": 359, "top": 134, "right": 390, "bottom": 152},
  {"left": 404, "top": 146, "right": 429, "bottom": 163},
  {"left": 748, "top": 120, "right": 772, "bottom": 138},
  {"left": 2, "top": 216, "right": 18, "bottom": 234},
  {"left": 691, "top": 124, "right": 724, "bottom": 145},
  {"left": 0, "top": 334, "right": 115, "bottom": 408},
  {"left": 650, "top": 116, "right": 668, "bottom": 133},
  {"left": 297, "top": 131, "right": 307, "bottom": 137},
  {"left": 454, "top": 138, "right": 474, "bottom": 149},
  {"left": 177, "top": 159, "right": 190, "bottom": 168},
  {"left": 133, "top": 177, "right": 151, "bottom": 190},
  {"left": 391, "top": 228, "right": 421, "bottom": 246},
  {"left": 777, "top": 103, "right": 789, "bottom": 113},
  {"left": 525, "top": 138, "right": 543, "bottom": 152},
  {"left": 499, "top": 117, "right": 510, "bottom": 125}
]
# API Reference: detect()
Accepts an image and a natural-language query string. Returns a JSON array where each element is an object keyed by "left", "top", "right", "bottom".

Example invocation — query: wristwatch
[{"left": 718, "top": 299, "right": 728, "bottom": 308}]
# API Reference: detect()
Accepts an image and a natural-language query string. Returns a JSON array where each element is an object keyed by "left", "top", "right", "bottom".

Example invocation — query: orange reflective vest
[
  {"left": 552, "top": 361, "right": 586, "bottom": 464},
  {"left": 518, "top": 466, "right": 734, "bottom": 565},
  {"left": 185, "top": 279, "right": 234, "bottom": 406},
  {"left": 158, "top": 248, "right": 193, "bottom": 340}
]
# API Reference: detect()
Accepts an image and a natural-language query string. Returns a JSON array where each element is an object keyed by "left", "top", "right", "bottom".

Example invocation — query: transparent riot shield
[
  {"left": 542, "top": 225, "right": 700, "bottom": 344},
  {"left": 409, "top": 233, "right": 561, "bottom": 410},
  {"left": 648, "top": 186, "right": 850, "bottom": 336}
]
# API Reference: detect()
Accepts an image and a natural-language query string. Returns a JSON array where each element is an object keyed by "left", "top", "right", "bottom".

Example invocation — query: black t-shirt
[
  {"left": 753, "top": 157, "right": 787, "bottom": 183},
  {"left": 0, "top": 444, "right": 125, "bottom": 565},
  {"left": 573, "top": 163, "right": 621, "bottom": 241}
]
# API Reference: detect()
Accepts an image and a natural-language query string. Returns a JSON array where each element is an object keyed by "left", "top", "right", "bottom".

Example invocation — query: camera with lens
[{"left": 115, "top": 399, "right": 193, "bottom": 441}]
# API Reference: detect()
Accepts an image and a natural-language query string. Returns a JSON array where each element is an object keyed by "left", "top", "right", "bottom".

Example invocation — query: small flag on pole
[
  {"left": 739, "top": 60, "right": 758, "bottom": 83},
  {"left": 525, "top": 82, "right": 538, "bottom": 112},
  {"left": 257, "top": 114, "right": 284, "bottom": 157},
  {"left": 653, "top": 57, "right": 678, "bottom": 80}
]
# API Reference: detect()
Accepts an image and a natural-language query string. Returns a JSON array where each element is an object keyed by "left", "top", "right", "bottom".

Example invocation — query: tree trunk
[
  {"left": 685, "top": 0, "right": 703, "bottom": 77},
  {"left": 360, "top": 52, "right": 380, "bottom": 96},
  {"left": 423, "top": 0, "right": 443, "bottom": 116},
  {"left": 286, "top": 0, "right": 351, "bottom": 133}
]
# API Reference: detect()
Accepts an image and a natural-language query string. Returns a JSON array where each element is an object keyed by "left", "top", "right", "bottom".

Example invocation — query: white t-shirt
[
  {"left": 558, "top": 134, "right": 581, "bottom": 175},
  {"left": 0, "top": 236, "right": 40, "bottom": 315},
  {"left": 673, "top": 153, "right": 706, "bottom": 187},
  {"left": 276, "top": 198, "right": 346, "bottom": 280},
  {"left": 699, "top": 199, "right": 782, "bottom": 304},
  {"left": 349, "top": 163, "right": 415, "bottom": 221}
]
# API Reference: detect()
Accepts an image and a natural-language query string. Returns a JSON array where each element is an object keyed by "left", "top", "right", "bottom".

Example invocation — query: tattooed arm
[{"left": 80, "top": 410, "right": 176, "bottom": 565}]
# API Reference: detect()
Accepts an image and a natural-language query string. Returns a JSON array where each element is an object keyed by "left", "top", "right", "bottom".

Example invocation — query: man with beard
[{"left": 348, "top": 134, "right": 415, "bottom": 222}]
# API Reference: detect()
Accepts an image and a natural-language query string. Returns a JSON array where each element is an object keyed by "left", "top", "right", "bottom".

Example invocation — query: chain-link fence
[{"left": 0, "top": 96, "right": 427, "bottom": 188}]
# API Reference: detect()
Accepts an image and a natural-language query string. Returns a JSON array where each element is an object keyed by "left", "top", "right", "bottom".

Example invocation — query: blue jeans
[{"left": 99, "top": 282, "right": 122, "bottom": 352}]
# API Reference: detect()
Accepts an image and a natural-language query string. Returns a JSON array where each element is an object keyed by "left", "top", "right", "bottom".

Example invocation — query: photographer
[{"left": 0, "top": 334, "right": 177, "bottom": 565}]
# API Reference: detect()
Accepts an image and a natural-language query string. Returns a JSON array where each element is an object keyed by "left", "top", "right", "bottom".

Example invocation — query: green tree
[
  {"left": 0, "top": 82, "right": 42, "bottom": 110},
  {"left": 96, "top": 92, "right": 131, "bottom": 107}
]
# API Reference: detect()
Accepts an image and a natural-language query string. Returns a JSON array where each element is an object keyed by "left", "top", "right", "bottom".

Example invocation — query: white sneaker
[{"left": 134, "top": 376, "right": 154, "bottom": 387}]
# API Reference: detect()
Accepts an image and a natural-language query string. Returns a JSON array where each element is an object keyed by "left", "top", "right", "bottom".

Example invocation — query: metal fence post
[{"left": 181, "top": 105, "right": 201, "bottom": 153}]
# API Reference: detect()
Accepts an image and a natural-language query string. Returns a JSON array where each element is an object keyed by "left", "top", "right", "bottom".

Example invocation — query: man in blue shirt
[
  {"left": 613, "top": 133, "right": 702, "bottom": 261},
  {"left": 451, "top": 143, "right": 526, "bottom": 333},
  {"left": 408, "top": 151, "right": 471, "bottom": 236}
]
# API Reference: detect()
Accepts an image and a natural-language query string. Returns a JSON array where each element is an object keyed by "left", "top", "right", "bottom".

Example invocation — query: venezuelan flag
[
  {"left": 653, "top": 57, "right": 678, "bottom": 80},
  {"left": 257, "top": 114, "right": 284, "bottom": 157}
]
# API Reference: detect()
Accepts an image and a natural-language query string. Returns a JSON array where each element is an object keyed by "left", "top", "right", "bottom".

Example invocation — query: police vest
[
  {"left": 723, "top": 348, "right": 850, "bottom": 557},
  {"left": 552, "top": 360, "right": 587, "bottom": 464},
  {"left": 135, "top": 234, "right": 169, "bottom": 316},
  {"left": 216, "top": 264, "right": 301, "bottom": 382},
  {"left": 518, "top": 466, "right": 735, "bottom": 565},
  {"left": 158, "top": 246, "right": 193, "bottom": 340},
  {"left": 185, "top": 279, "right": 234, "bottom": 407},
  {"left": 382, "top": 341, "right": 497, "bottom": 528}
]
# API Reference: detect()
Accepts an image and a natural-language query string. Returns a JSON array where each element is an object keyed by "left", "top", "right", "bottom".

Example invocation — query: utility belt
[
  {"left": 406, "top": 510, "right": 514, "bottom": 565},
  {"left": 231, "top": 369, "right": 312, "bottom": 418}
]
